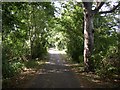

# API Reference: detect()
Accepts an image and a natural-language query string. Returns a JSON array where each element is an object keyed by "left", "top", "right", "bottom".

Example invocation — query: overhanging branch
[
  {"left": 99, "top": 2, "right": 120, "bottom": 14},
  {"left": 82, "top": 2, "right": 93, "bottom": 11},
  {"left": 93, "top": 2, "right": 105, "bottom": 14}
]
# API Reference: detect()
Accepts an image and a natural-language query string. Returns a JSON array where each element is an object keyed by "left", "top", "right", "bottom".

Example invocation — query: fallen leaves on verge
[{"left": 3, "top": 60, "right": 46, "bottom": 88}]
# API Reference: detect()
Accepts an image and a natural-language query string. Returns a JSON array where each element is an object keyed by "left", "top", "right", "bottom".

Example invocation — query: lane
[{"left": 25, "top": 48, "right": 81, "bottom": 88}]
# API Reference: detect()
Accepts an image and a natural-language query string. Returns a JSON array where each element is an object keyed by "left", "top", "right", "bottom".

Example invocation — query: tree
[
  {"left": 82, "top": 1, "right": 120, "bottom": 72},
  {"left": 2, "top": 2, "right": 55, "bottom": 79},
  {"left": 58, "top": 2, "right": 84, "bottom": 62}
]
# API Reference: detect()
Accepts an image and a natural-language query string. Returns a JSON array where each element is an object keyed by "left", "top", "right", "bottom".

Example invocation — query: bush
[{"left": 2, "top": 60, "right": 25, "bottom": 79}]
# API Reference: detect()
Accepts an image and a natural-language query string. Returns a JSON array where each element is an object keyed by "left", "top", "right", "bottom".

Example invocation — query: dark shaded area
[{"left": 25, "top": 52, "right": 81, "bottom": 88}]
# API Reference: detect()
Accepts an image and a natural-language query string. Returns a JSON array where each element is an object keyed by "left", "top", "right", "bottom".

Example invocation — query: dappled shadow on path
[
  {"left": 25, "top": 48, "right": 81, "bottom": 88},
  {"left": 26, "top": 62, "right": 81, "bottom": 88}
]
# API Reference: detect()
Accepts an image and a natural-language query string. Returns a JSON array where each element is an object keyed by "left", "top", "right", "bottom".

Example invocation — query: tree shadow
[{"left": 25, "top": 49, "right": 81, "bottom": 88}]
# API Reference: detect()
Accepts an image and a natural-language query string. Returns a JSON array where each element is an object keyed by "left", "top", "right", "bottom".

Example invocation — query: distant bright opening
[{"left": 48, "top": 48, "right": 66, "bottom": 54}]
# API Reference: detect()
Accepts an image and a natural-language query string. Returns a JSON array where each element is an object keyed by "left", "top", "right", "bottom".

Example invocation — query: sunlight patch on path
[
  {"left": 47, "top": 48, "right": 66, "bottom": 65},
  {"left": 45, "top": 61, "right": 56, "bottom": 65},
  {"left": 48, "top": 48, "right": 66, "bottom": 54}
]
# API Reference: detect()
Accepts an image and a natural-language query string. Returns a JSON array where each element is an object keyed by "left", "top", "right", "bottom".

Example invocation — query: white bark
[{"left": 84, "top": 11, "right": 94, "bottom": 71}]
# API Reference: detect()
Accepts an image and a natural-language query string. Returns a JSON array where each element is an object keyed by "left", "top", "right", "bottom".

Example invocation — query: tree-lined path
[
  {"left": 2, "top": 1, "right": 120, "bottom": 89},
  {"left": 25, "top": 48, "right": 81, "bottom": 88}
]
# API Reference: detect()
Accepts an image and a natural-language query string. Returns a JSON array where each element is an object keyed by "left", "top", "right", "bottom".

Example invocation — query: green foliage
[
  {"left": 2, "top": 2, "right": 55, "bottom": 79},
  {"left": 59, "top": 2, "right": 84, "bottom": 63},
  {"left": 2, "top": 60, "right": 25, "bottom": 78},
  {"left": 92, "top": 14, "right": 120, "bottom": 78},
  {"left": 57, "top": 1, "right": 120, "bottom": 78},
  {"left": 2, "top": 1, "right": 120, "bottom": 80},
  {"left": 24, "top": 60, "right": 41, "bottom": 69}
]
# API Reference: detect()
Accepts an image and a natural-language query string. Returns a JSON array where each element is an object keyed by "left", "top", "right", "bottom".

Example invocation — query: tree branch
[
  {"left": 99, "top": 2, "right": 120, "bottom": 14},
  {"left": 82, "top": 0, "right": 94, "bottom": 13},
  {"left": 82, "top": 2, "right": 93, "bottom": 11},
  {"left": 93, "top": 2, "right": 105, "bottom": 14}
]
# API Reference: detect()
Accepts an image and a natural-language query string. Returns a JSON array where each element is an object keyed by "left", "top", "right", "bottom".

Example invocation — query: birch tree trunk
[
  {"left": 84, "top": 11, "right": 94, "bottom": 72},
  {"left": 82, "top": 1, "right": 120, "bottom": 72},
  {"left": 82, "top": 2, "right": 94, "bottom": 72}
]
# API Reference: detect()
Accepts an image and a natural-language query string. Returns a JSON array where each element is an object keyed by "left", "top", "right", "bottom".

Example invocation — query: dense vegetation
[
  {"left": 54, "top": 1, "right": 120, "bottom": 78},
  {"left": 2, "top": 1, "right": 120, "bottom": 82},
  {"left": 2, "top": 2, "right": 55, "bottom": 78}
]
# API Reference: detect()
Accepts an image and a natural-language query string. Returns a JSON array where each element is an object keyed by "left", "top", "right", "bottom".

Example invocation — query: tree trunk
[
  {"left": 83, "top": 10, "right": 94, "bottom": 72},
  {"left": 82, "top": 1, "right": 120, "bottom": 72}
]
